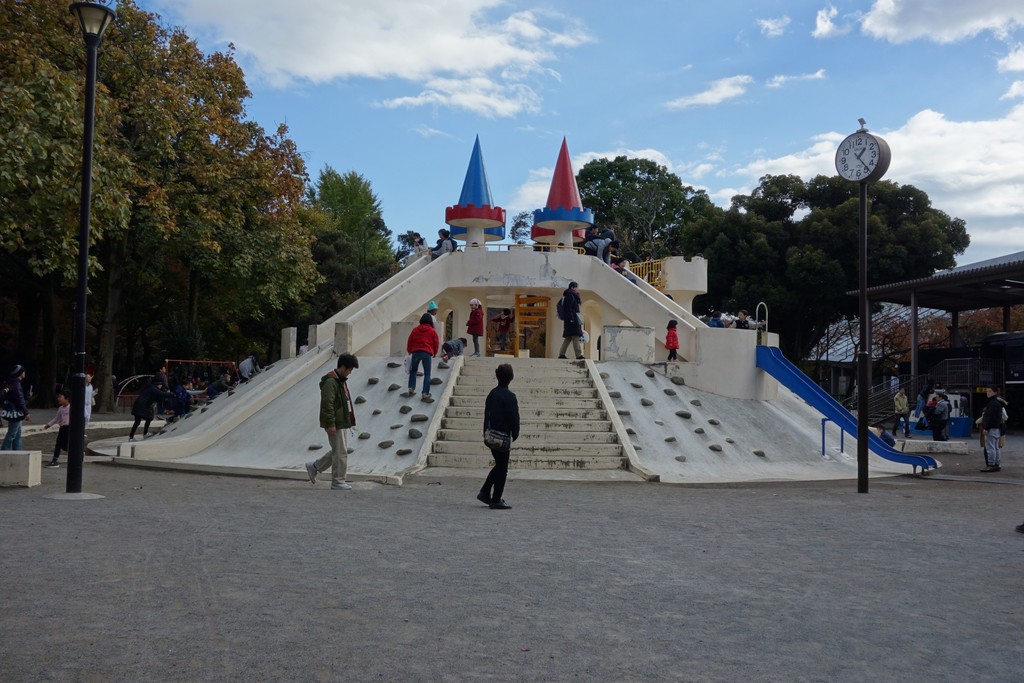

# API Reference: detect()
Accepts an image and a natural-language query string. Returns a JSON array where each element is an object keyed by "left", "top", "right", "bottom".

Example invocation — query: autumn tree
[{"left": 0, "top": 0, "right": 318, "bottom": 409}]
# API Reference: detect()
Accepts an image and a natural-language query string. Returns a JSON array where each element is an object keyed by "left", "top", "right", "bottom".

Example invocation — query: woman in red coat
[{"left": 466, "top": 298, "right": 485, "bottom": 357}]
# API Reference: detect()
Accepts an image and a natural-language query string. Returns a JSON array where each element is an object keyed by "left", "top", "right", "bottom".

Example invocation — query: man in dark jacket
[
  {"left": 305, "top": 353, "right": 359, "bottom": 490},
  {"left": 557, "top": 282, "right": 584, "bottom": 360},
  {"left": 980, "top": 386, "right": 1005, "bottom": 472},
  {"left": 478, "top": 363, "right": 520, "bottom": 510},
  {"left": 1, "top": 365, "right": 31, "bottom": 450}
]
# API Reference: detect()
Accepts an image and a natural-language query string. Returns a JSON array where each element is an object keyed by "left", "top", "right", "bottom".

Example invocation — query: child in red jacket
[{"left": 666, "top": 320, "right": 680, "bottom": 362}]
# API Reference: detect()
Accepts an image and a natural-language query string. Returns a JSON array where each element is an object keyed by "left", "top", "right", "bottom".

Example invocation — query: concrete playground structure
[{"left": 88, "top": 138, "right": 939, "bottom": 483}]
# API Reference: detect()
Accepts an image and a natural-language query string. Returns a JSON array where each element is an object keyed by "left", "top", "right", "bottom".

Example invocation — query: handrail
[{"left": 628, "top": 259, "right": 667, "bottom": 290}]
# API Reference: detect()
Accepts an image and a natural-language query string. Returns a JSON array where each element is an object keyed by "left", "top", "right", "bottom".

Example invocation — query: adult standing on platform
[
  {"left": 557, "top": 282, "right": 584, "bottom": 360},
  {"left": 305, "top": 353, "right": 360, "bottom": 490},
  {"left": 478, "top": 363, "right": 520, "bottom": 510},
  {"left": 466, "top": 298, "right": 484, "bottom": 357}
]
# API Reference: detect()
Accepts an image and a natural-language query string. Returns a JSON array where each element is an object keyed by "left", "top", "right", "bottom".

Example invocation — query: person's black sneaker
[
  {"left": 980, "top": 466, "right": 1001, "bottom": 472},
  {"left": 489, "top": 499, "right": 512, "bottom": 510},
  {"left": 44, "top": 462, "right": 59, "bottom": 469},
  {"left": 476, "top": 492, "right": 491, "bottom": 505},
  {"left": 1016, "top": 523, "right": 1024, "bottom": 534},
  {"left": 557, "top": 355, "right": 567, "bottom": 359}
]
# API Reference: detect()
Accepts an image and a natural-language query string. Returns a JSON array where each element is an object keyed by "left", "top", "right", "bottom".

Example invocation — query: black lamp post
[{"left": 67, "top": 2, "right": 115, "bottom": 495}]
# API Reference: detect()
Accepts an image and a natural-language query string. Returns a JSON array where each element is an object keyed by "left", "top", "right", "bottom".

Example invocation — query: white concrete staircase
[{"left": 428, "top": 358, "right": 627, "bottom": 470}]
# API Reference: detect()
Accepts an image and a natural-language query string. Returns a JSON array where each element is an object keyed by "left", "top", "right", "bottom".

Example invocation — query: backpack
[{"left": 556, "top": 296, "right": 565, "bottom": 320}]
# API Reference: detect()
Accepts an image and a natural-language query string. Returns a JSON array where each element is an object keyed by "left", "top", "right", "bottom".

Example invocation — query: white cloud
[
  {"left": 998, "top": 45, "right": 1024, "bottom": 71},
  {"left": 380, "top": 77, "right": 541, "bottom": 118},
  {"left": 412, "top": 125, "right": 456, "bottom": 139},
  {"left": 862, "top": 0, "right": 1024, "bottom": 44},
  {"left": 757, "top": 16, "right": 791, "bottom": 38},
  {"left": 812, "top": 6, "right": 849, "bottom": 38},
  {"left": 767, "top": 69, "right": 827, "bottom": 88},
  {"left": 731, "top": 105, "right": 1024, "bottom": 261},
  {"left": 665, "top": 75, "right": 753, "bottom": 109},
  {"left": 149, "top": 0, "right": 591, "bottom": 116},
  {"left": 1001, "top": 80, "right": 1024, "bottom": 99}
]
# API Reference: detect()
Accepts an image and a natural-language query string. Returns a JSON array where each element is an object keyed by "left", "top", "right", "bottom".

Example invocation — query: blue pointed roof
[{"left": 458, "top": 135, "right": 494, "bottom": 208}]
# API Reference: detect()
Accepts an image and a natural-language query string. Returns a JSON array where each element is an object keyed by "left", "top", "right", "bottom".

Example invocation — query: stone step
[
  {"left": 444, "top": 406, "right": 608, "bottom": 420},
  {"left": 458, "top": 365, "right": 588, "bottom": 377},
  {"left": 437, "top": 429, "right": 619, "bottom": 444},
  {"left": 432, "top": 441, "right": 623, "bottom": 457},
  {"left": 452, "top": 385, "right": 599, "bottom": 398},
  {"left": 427, "top": 453, "right": 628, "bottom": 470},
  {"left": 441, "top": 417, "right": 613, "bottom": 431},
  {"left": 456, "top": 375, "right": 593, "bottom": 387},
  {"left": 448, "top": 396, "right": 604, "bottom": 409}
]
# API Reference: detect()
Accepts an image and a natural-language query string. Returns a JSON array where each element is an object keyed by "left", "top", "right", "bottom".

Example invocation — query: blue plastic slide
[{"left": 756, "top": 346, "right": 938, "bottom": 472}]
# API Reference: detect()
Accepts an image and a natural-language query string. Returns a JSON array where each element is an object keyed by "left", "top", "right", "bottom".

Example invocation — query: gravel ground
[{"left": 2, "top": 430, "right": 1023, "bottom": 682}]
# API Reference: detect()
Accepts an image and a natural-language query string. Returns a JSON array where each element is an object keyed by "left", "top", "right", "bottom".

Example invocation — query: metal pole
[
  {"left": 857, "top": 180, "right": 869, "bottom": 493},
  {"left": 67, "top": 34, "right": 101, "bottom": 494}
]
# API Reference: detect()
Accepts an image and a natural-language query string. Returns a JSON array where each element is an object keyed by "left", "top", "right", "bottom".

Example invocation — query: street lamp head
[{"left": 69, "top": 2, "right": 116, "bottom": 44}]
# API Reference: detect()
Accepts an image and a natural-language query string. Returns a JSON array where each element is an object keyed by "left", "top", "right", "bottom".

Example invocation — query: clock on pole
[{"left": 835, "top": 122, "right": 891, "bottom": 183}]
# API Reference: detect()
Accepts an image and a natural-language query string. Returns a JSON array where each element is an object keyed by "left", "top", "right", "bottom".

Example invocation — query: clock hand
[{"left": 854, "top": 147, "right": 871, "bottom": 171}]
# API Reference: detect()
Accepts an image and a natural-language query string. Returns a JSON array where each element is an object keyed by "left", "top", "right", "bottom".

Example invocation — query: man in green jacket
[{"left": 305, "top": 353, "right": 359, "bottom": 490}]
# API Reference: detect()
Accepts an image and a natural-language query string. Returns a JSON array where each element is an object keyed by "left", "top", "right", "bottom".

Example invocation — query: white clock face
[{"left": 835, "top": 133, "right": 881, "bottom": 181}]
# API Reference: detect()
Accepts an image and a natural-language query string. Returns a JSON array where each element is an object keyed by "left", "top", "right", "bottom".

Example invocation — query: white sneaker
[{"left": 305, "top": 462, "right": 318, "bottom": 484}]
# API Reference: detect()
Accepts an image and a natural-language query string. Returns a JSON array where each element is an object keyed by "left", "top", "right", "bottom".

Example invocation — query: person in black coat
[
  {"left": 129, "top": 379, "right": 175, "bottom": 441},
  {"left": 557, "top": 282, "right": 584, "bottom": 360},
  {"left": 478, "top": 363, "right": 520, "bottom": 510}
]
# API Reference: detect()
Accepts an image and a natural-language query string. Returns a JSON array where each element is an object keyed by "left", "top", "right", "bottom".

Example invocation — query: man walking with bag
[
  {"left": 305, "top": 353, "right": 359, "bottom": 490},
  {"left": 478, "top": 363, "right": 520, "bottom": 510}
]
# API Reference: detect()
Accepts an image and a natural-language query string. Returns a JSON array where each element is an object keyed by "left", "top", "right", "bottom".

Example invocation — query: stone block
[{"left": 0, "top": 450, "right": 42, "bottom": 487}]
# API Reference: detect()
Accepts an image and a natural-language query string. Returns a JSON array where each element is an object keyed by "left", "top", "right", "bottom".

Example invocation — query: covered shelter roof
[{"left": 856, "top": 251, "right": 1024, "bottom": 312}]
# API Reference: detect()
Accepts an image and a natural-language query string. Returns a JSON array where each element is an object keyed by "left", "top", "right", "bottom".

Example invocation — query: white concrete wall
[
  {"left": 601, "top": 326, "right": 655, "bottom": 363},
  {"left": 671, "top": 330, "right": 780, "bottom": 400}
]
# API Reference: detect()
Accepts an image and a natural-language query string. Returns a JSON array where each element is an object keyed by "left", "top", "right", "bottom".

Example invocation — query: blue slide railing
[{"left": 756, "top": 346, "right": 938, "bottom": 472}]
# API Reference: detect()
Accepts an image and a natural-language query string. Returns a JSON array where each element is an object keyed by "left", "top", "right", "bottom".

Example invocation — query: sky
[{"left": 137, "top": 0, "right": 1024, "bottom": 266}]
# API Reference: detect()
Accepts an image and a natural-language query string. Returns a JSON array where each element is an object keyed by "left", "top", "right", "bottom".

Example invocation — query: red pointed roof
[{"left": 545, "top": 137, "right": 583, "bottom": 210}]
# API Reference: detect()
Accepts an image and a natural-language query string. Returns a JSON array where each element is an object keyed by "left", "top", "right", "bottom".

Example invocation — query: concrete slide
[{"left": 755, "top": 345, "right": 939, "bottom": 472}]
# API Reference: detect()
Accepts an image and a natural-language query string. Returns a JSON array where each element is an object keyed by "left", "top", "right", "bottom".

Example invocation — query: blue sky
[{"left": 138, "top": 0, "right": 1024, "bottom": 265}]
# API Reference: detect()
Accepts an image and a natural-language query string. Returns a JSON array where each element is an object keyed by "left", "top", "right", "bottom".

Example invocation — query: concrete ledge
[
  {"left": 900, "top": 439, "right": 968, "bottom": 455},
  {"left": 101, "top": 458, "right": 402, "bottom": 486},
  {"left": 0, "top": 450, "right": 41, "bottom": 487}
]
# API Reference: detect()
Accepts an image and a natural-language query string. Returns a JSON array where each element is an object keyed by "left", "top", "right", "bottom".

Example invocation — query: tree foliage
[
  {"left": 681, "top": 174, "right": 970, "bottom": 360},
  {"left": 305, "top": 167, "right": 396, "bottom": 321},
  {"left": 576, "top": 156, "right": 716, "bottom": 259},
  {"left": 0, "top": 0, "right": 319, "bottom": 409}
]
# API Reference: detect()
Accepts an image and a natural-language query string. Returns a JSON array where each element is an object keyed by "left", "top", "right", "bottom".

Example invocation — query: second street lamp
[{"left": 66, "top": 1, "right": 116, "bottom": 495}]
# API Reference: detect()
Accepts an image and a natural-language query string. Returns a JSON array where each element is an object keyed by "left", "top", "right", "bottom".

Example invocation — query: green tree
[
  {"left": 306, "top": 167, "right": 396, "bottom": 321},
  {"left": 509, "top": 210, "right": 533, "bottom": 244},
  {"left": 576, "top": 156, "right": 715, "bottom": 259},
  {"left": 681, "top": 174, "right": 970, "bottom": 361}
]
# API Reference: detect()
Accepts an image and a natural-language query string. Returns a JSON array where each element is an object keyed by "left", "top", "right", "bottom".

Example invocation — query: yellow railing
[{"left": 628, "top": 259, "right": 667, "bottom": 290}]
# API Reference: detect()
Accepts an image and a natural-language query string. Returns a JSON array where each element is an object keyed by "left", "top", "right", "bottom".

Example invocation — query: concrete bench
[{"left": 0, "top": 450, "right": 42, "bottom": 487}]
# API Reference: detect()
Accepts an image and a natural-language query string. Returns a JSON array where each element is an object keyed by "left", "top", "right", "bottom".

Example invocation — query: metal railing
[{"left": 628, "top": 259, "right": 667, "bottom": 290}]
